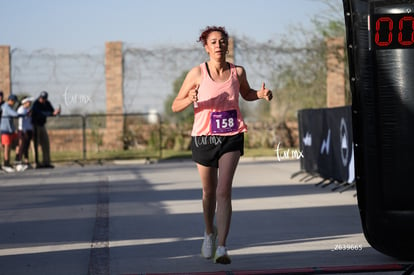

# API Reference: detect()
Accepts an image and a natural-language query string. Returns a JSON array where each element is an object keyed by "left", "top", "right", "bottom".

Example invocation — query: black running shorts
[{"left": 191, "top": 133, "right": 244, "bottom": 168}]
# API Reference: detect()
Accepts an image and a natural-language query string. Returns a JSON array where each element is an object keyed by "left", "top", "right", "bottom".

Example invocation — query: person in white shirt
[{"left": 15, "top": 97, "right": 33, "bottom": 171}]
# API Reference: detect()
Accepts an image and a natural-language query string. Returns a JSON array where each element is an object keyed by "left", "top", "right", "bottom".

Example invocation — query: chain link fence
[
  {"left": 43, "top": 113, "right": 162, "bottom": 163},
  {"left": 10, "top": 37, "right": 321, "bottom": 115}
]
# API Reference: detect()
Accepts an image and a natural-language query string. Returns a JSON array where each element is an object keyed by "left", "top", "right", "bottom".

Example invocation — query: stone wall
[
  {"left": 0, "top": 45, "right": 11, "bottom": 97},
  {"left": 105, "top": 42, "right": 124, "bottom": 149},
  {"left": 326, "top": 37, "right": 345, "bottom": 107}
]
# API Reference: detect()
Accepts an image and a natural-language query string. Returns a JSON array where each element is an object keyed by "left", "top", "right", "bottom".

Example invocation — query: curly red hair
[{"left": 198, "top": 26, "right": 229, "bottom": 46}]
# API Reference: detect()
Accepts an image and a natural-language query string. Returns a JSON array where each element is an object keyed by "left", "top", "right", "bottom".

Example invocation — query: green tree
[{"left": 269, "top": 2, "right": 346, "bottom": 121}]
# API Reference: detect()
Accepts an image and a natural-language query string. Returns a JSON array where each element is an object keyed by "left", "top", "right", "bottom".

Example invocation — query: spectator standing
[
  {"left": 1, "top": 94, "right": 19, "bottom": 172},
  {"left": 0, "top": 91, "right": 4, "bottom": 115},
  {"left": 31, "top": 91, "right": 60, "bottom": 168},
  {"left": 0, "top": 91, "right": 4, "bottom": 128},
  {"left": 0, "top": 91, "right": 5, "bottom": 170},
  {"left": 15, "top": 97, "right": 33, "bottom": 171}
]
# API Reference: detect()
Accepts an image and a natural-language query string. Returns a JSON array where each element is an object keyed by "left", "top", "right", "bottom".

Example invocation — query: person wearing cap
[
  {"left": 1, "top": 94, "right": 19, "bottom": 172},
  {"left": 31, "top": 91, "right": 60, "bottom": 168},
  {"left": 15, "top": 96, "right": 33, "bottom": 171}
]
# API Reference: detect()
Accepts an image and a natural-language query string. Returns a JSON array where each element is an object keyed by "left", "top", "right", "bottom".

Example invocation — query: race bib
[{"left": 210, "top": 110, "right": 239, "bottom": 134}]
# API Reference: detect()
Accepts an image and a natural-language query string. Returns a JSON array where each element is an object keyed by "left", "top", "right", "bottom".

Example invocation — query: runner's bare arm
[
  {"left": 237, "top": 66, "right": 273, "bottom": 102},
  {"left": 172, "top": 66, "right": 201, "bottom": 112}
]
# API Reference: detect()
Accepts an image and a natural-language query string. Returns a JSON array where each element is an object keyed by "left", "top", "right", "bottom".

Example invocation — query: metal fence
[
  {"left": 39, "top": 112, "right": 162, "bottom": 163},
  {"left": 10, "top": 38, "right": 319, "bottom": 116}
]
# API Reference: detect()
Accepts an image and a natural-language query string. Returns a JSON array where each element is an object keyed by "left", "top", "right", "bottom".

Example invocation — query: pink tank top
[{"left": 191, "top": 62, "right": 248, "bottom": 136}]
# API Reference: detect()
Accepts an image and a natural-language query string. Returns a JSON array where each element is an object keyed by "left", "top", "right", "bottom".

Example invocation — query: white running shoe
[
  {"left": 214, "top": 246, "right": 231, "bottom": 264},
  {"left": 2, "top": 165, "right": 15, "bottom": 173},
  {"left": 201, "top": 227, "right": 217, "bottom": 259},
  {"left": 16, "top": 164, "right": 28, "bottom": 172}
]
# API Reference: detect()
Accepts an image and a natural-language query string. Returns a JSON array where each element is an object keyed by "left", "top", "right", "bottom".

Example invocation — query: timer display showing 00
[{"left": 372, "top": 13, "right": 414, "bottom": 49}]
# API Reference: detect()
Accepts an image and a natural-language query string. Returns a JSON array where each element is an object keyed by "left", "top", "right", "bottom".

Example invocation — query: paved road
[{"left": 0, "top": 159, "right": 411, "bottom": 275}]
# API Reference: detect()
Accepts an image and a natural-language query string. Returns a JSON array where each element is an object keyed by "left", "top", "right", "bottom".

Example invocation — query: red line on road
[{"left": 127, "top": 263, "right": 409, "bottom": 275}]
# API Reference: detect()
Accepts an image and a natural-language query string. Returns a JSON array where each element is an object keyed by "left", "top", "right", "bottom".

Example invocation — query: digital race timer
[
  {"left": 371, "top": 14, "right": 414, "bottom": 48},
  {"left": 370, "top": 4, "right": 414, "bottom": 49}
]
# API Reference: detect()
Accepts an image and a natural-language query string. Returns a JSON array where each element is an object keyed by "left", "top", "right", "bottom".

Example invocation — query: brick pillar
[
  {"left": 0, "top": 45, "right": 11, "bottom": 98},
  {"left": 227, "top": 37, "right": 235, "bottom": 64},
  {"left": 105, "top": 41, "right": 124, "bottom": 149},
  {"left": 326, "top": 37, "right": 345, "bottom": 107}
]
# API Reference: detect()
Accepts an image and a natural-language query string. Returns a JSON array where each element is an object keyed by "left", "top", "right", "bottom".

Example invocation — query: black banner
[{"left": 298, "top": 106, "right": 354, "bottom": 183}]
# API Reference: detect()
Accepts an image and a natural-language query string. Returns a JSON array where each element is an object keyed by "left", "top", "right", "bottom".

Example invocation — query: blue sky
[
  {"left": 1, "top": 0, "right": 343, "bottom": 52},
  {"left": 1, "top": 0, "right": 344, "bottom": 114}
]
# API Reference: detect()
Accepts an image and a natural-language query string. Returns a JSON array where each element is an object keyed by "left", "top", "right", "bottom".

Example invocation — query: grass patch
[{"left": 40, "top": 147, "right": 293, "bottom": 163}]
